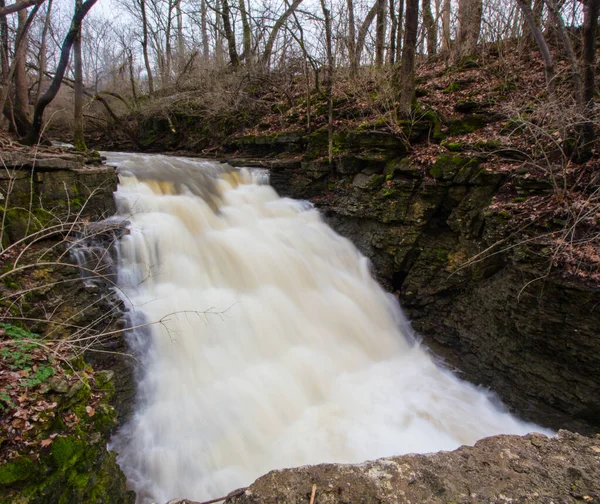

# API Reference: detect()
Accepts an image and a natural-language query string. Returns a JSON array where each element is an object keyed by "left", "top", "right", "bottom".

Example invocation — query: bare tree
[
  {"left": 26, "top": 0, "right": 98, "bottom": 144},
  {"left": 396, "top": 0, "right": 418, "bottom": 115}
]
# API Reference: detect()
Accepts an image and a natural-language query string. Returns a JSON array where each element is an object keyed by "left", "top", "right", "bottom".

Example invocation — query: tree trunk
[
  {"left": 164, "top": 0, "right": 174, "bottom": 85},
  {"left": 127, "top": 48, "right": 138, "bottom": 106},
  {"left": 346, "top": 0, "right": 357, "bottom": 75},
  {"left": 239, "top": 0, "right": 252, "bottom": 63},
  {"left": 138, "top": 0, "right": 154, "bottom": 94},
  {"left": 73, "top": 0, "right": 86, "bottom": 151},
  {"left": 0, "top": 0, "right": 9, "bottom": 84},
  {"left": 375, "top": 0, "right": 386, "bottom": 66},
  {"left": 176, "top": 0, "right": 184, "bottom": 68},
  {"left": 221, "top": 0, "right": 239, "bottom": 67},
  {"left": 0, "top": 1, "right": 40, "bottom": 132},
  {"left": 0, "top": 0, "right": 44, "bottom": 16},
  {"left": 12, "top": 8, "right": 30, "bottom": 135},
  {"left": 35, "top": 0, "right": 51, "bottom": 102},
  {"left": 455, "top": 0, "right": 482, "bottom": 60},
  {"left": 515, "top": 0, "right": 555, "bottom": 94},
  {"left": 26, "top": 0, "right": 97, "bottom": 145},
  {"left": 395, "top": 0, "right": 404, "bottom": 61},
  {"left": 356, "top": 2, "right": 378, "bottom": 67},
  {"left": 582, "top": 0, "right": 599, "bottom": 108},
  {"left": 422, "top": 0, "right": 437, "bottom": 55},
  {"left": 389, "top": 0, "right": 397, "bottom": 65},
  {"left": 396, "top": 0, "right": 418, "bottom": 116},
  {"left": 319, "top": 0, "right": 333, "bottom": 166},
  {"left": 547, "top": 0, "right": 582, "bottom": 106},
  {"left": 261, "top": 0, "right": 304, "bottom": 68},
  {"left": 201, "top": 0, "right": 209, "bottom": 58},
  {"left": 581, "top": 0, "right": 599, "bottom": 148},
  {"left": 441, "top": 0, "right": 450, "bottom": 50}
]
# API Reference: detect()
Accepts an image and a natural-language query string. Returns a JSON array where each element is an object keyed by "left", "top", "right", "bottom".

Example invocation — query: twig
[
  {"left": 170, "top": 487, "right": 247, "bottom": 504},
  {"left": 309, "top": 484, "right": 317, "bottom": 504}
]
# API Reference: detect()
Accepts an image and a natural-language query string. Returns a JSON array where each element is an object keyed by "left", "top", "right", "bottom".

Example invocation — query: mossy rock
[
  {"left": 441, "top": 140, "right": 465, "bottom": 152},
  {"left": 429, "top": 154, "right": 477, "bottom": 181},
  {"left": 0, "top": 458, "right": 36, "bottom": 486},
  {"left": 305, "top": 129, "right": 347, "bottom": 160},
  {"left": 448, "top": 115, "right": 486, "bottom": 136}
]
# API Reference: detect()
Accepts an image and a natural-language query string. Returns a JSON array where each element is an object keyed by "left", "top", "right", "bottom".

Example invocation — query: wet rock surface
[{"left": 225, "top": 431, "right": 600, "bottom": 504}]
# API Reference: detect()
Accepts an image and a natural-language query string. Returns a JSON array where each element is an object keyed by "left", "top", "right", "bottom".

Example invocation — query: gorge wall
[
  {"left": 221, "top": 125, "right": 600, "bottom": 436},
  {"left": 0, "top": 147, "right": 134, "bottom": 504}
]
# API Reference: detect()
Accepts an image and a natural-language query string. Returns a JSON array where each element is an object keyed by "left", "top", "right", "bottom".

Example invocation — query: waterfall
[{"left": 106, "top": 153, "right": 543, "bottom": 504}]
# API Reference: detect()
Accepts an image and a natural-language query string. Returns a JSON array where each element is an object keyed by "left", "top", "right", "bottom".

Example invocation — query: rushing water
[{"left": 106, "top": 152, "right": 544, "bottom": 504}]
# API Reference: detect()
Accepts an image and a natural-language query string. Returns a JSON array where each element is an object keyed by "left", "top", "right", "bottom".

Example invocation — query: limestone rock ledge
[{"left": 226, "top": 431, "right": 600, "bottom": 504}]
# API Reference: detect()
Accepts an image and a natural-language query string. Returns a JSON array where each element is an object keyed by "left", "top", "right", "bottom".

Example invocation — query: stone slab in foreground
[{"left": 224, "top": 431, "right": 600, "bottom": 504}]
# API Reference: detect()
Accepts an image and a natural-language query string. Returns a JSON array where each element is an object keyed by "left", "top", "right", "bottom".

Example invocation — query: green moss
[
  {"left": 381, "top": 187, "right": 399, "bottom": 198},
  {"left": 473, "top": 140, "right": 502, "bottom": 151},
  {"left": 0, "top": 457, "right": 36, "bottom": 485},
  {"left": 51, "top": 436, "right": 85, "bottom": 469},
  {"left": 306, "top": 128, "right": 346, "bottom": 160},
  {"left": 429, "top": 154, "right": 474, "bottom": 181},
  {"left": 448, "top": 115, "right": 486, "bottom": 136},
  {"left": 442, "top": 82, "right": 461, "bottom": 94},
  {"left": 442, "top": 141, "right": 464, "bottom": 152}
]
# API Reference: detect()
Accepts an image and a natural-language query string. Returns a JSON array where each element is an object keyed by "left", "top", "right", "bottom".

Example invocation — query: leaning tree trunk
[
  {"left": 26, "top": 0, "right": 97, "bottom": 145},
  {"left": 515, "top": 0, "right": 555, "bottom": 95},
  {"left": 220, "top": 0, "right": 239, "bottom": 67},
  {"left": 356, "top": 2, "right": 378, "bottom": 67},
  {"left": 261, "top": 0, "right": 304, "bottom": 68},
  {"left": 396, "top": 0, "right": 418, "bottom": 115}
]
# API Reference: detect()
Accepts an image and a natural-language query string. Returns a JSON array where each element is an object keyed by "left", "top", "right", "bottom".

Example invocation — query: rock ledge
[{"left": 225, "top": 431, "right": 600, "bottom": 504}]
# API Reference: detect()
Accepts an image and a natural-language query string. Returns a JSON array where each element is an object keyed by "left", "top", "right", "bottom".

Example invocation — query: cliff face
[
  {"left": 0, "top": 147, "right": 134, "bottom": 504},
  {"left": 223, "top": 127, "right": 600, "bottom": 436},
  {"left": 224, "top": 431, "right": 600, "bottom": 504}
]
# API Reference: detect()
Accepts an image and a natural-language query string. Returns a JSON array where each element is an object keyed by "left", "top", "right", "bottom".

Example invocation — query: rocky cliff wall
[
  {"left": 223, "top": 127, "right": 600, "bottom": 436},
  {"left": 0, "top": 147, "right": 135, "bottom": 503}
]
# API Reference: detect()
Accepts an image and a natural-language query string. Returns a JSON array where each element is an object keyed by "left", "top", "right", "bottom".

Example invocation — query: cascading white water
[{"left": 107, "top": 152, "right": 545, "bottom": 504}]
